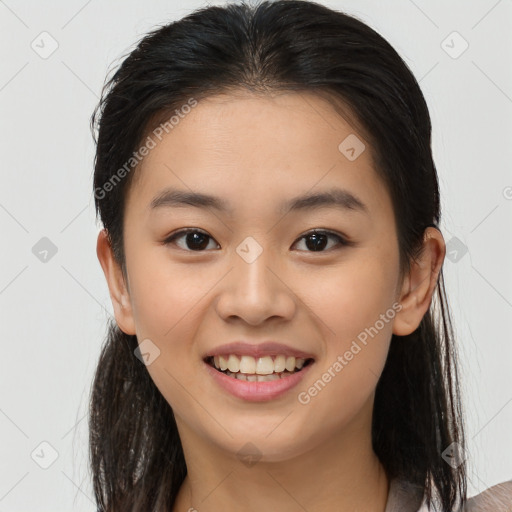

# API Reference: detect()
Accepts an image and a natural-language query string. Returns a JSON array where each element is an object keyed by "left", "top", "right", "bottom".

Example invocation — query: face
[{"left": 100, "top": 90, "right": 422, "bottom": 464}]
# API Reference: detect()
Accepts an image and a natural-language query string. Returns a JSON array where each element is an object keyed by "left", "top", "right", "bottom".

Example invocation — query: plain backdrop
[{"left": 0, "top": 0, "right": 511, "bottom": 510}]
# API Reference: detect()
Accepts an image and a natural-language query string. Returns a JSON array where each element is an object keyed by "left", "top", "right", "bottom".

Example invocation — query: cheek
[
  {"left": 124, "top": 245, "right": 216, "bottom": 384},
  {"left": 127, "top": 245, "right": 210, "bottom": 341},
  {"left": 302, "top": 252, "right": 400, "bottom": 350},
  {"left": 125, "top": 249, "right": 213, "bottom": 420},
  {"left": 294, "top": 250, "right": 399, "bottom": 414}
]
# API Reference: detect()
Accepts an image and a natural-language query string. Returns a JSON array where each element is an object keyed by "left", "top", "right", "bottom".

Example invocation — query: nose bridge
[
  {"left": 215, "top": 235, "right": 294, "bottom": 324},
  {"left": 235, "top": 235, "right": 266, "bottom": 268},
  {"left": 234, "top": 235, "right": 275, "bottom": 296}
]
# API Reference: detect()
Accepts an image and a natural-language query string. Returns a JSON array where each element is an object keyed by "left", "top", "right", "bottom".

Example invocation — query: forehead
[{"left": 124, "top": 90, "right": 391, "bottom": 222}]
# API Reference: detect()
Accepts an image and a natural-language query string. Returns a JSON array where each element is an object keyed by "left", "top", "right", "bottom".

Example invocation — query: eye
[
  {"left": 163, "top": 228, "right": 350, "bottom": 253},
  {"left": 163, "top": 228, "right": 219, "bottom": 251},
  {"left": 292, "top": 229, "right": 349, "bottom": 252}
]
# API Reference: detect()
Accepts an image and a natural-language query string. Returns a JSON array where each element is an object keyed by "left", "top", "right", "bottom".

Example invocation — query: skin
[{"left": 97, "top": 90, "right": 445, "bottom": 512}]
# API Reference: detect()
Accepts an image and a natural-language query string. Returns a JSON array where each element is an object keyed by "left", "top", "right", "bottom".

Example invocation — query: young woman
[{"left": 90, "top": 1, "right": 512, "bottom": 511}]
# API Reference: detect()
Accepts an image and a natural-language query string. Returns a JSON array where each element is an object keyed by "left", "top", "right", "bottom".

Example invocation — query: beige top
[{"left": 385, "top": 477, "right": 512, "bottom": 511}]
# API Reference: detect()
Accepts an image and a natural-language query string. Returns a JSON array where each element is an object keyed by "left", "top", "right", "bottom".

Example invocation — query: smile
[{"left": 206, "top": 354, "right": 313, "bottom": 382}]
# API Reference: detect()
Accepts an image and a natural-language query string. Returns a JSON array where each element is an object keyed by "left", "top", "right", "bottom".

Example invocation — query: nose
[{"left": 215, "top": 239, "right": 296, "bottom": 326}]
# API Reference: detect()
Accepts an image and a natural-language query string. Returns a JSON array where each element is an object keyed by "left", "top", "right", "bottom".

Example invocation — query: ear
[
  {"left": 393, "top": 227, "right": 445, "bottom": 336},
  {"left": 96, "top": 229, "right": 136, "bottom": 335}
]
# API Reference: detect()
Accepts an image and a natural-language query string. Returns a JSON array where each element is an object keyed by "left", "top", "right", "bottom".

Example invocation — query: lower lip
[{"left": 203, "top": 360, "right": 314, "bottom": 402}]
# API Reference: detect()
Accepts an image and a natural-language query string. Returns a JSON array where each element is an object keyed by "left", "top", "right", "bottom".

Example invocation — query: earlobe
[
  {"left": 96, "top": 229, "right": 136, "bottom": 335},
  {"left": 392, "top": 227, "right": 446, "bottom": 336}
]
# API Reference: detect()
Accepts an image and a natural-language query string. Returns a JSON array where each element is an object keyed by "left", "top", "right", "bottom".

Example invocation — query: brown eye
[
  {"left": 163, "top": 229, "right": 219, "bottom": 251},
  {"left": 292, "top": 230, "right": 349, "bottom": 252}
]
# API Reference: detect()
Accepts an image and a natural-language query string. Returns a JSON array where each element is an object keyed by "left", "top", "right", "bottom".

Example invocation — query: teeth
[
  {"left": 219, "top": 355, "right": 229, "bottom": 371},
  {"left": 210, "top": 354, "right": 310, "bottom": 375},
  {"left": 227, "top": 354, "right": 240, "bottom": 373},
  {"left": 285, "top": 356, "right": 296, "bottom": 372},
  {"left": 274, "top": 355, "right": 286, "bottom": 372},
  {"left": 255, "top": 356, "right": 274, "bottom": 375},
  {"left": 239, "top": 355, "right": 256, "bottom": 374},
  {"left": 226, "top": 370, "right": 288, "bottom": 382}
]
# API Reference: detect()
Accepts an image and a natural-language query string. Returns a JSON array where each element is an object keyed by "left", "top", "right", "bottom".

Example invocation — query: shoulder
[
  {"left": 385, "top": 477, "right": 425, "bottom": 512},
  {"left": 463, "top": 479, "right": 512, "bottom": 512},
  {"left": 416, "top": 479, "right": 512, "bottom": 512},
  {"left": 395, "top": 478, "right": 512, "bottom": 512}
]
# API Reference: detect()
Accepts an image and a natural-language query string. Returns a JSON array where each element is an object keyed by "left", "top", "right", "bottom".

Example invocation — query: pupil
[
  {"left": 306, "top": 233, "right": 327, "bottom": 251},
  {"left": 187, "top": 232, "right": 209, "bottom": 250}
]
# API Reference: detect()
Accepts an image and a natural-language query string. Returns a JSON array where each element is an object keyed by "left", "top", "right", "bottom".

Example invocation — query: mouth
[{"left": 204, "top": 354, "right": 315, "bottom": 382}]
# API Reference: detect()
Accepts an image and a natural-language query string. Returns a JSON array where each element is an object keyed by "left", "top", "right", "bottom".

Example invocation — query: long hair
[{"left": 89, "top": 1, "right": 467, "bottom": 510}]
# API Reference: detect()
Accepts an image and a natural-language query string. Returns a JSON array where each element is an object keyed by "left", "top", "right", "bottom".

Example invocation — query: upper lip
[{"left": 203, "top": 341, "right": 315, "bottom": 360}]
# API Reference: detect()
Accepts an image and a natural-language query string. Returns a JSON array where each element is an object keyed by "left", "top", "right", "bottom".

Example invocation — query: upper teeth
[{"left": 213, "top": 354, "right": 306, "bottom": 374}]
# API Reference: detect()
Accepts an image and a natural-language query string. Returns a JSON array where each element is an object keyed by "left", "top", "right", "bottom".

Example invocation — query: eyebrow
[{"left": 149, "top": 186, "right": 369, "bottom": 216}]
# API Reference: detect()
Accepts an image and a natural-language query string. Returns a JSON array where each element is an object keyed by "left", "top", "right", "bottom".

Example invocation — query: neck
[{"left": 172, "top": 401, "right": 389, "bottom": 512}]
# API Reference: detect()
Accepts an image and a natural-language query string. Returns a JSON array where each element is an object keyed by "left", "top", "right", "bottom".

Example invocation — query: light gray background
[{"left": 1, "top": 0, "right": 511, "bottom": 510}]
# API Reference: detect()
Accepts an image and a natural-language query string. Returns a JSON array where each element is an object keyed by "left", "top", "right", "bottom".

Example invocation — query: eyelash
[{"left": 163, "top": 228, "right": 351, "bottom": 253}]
